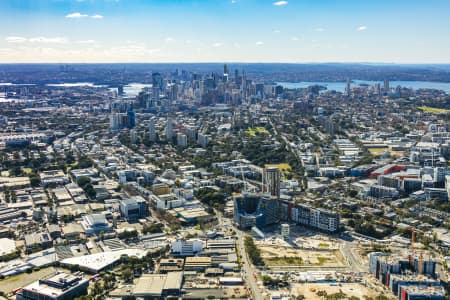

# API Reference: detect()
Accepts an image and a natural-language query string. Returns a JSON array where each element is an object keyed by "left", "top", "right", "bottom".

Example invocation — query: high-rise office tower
[
  {"left": 375, "top": 83, "right": 381, "bottom": 95},
  {"left": 148, "top": 118, "right": 156, "bottom": 142},
  {"left": 345, "top": 79, "right": 351, "bottom": 96},
  {"left": 434, "top": 167, "right": 445, "bottom": 184},
  {"left": 169, "top": 83, "right": 178, "bottom": 102},
  {"left": 223, "top": 64, "right": 229, "bottom": 82},
  {"left": 197, "top": 133, "right": 209, "bottom": 148},
  {"left": 152, "top": 72, "right": 163, "bottom": 89},
  {"left": 166, "top": 117, "right": 174, "bottom": 141},
  {"left": 130, "top": 129, "right": 138, "bottom": 144},
  {"left": 152, "top": 72, "right": 163, "bottom": 103},
  {"left": 118, "top": 85, "right": 124, "bottom": 96},
  {"left": 264, "top": 167, "right": 281, "bottom": 198},
  {"left": 109, "top": 113, "right": 120, "bottom": 131},
  {"left": 384, "top": 79, "right": 390, "bottom": 92},
  {"left": 152, "top": 86, "right": 160, "bottom": 103},
  {"left": 127, "top": 105, "right": 136, "bottom": 128},
  {"left": 177, "top": 133, "right": 188, "bottom": 147}
]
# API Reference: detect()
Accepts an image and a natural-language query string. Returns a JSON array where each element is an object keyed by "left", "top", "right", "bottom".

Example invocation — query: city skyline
[{"left": 1, "top": 0, "right": 450, "bottom": 64}]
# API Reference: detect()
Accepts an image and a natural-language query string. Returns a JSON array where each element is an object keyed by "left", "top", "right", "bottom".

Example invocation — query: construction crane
[
  {"left": 418, "top": 252, "right": 423, "bottom": 282},
  {"left": 409, "top": 227, "right": 415, "bottom": 271}
]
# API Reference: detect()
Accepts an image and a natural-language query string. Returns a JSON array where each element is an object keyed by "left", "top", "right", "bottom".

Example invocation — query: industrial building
[
  {"left": 133, "top": 272, "right": 183, "bottom": 299},
  {"left": 16, "top": 272, "right": 89, "bottom": 300}
]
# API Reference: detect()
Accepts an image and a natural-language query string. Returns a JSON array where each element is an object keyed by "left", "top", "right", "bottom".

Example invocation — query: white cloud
[
  {"left": 65, "top": 12, "right": 89, "bottom": 18},
  {"left": 29, "top": 37, "right": 68, "bottom": 44},
  {"left": 273, "top": 1, "right": 288, "bottom": 6},
  {"left": 6, "top": 36, "right": 67, "bottom": 44},
  {"left": 273, "top": 29, "right": 281, "bottom": 34},
  {"left": 78, "top": 40, "right": 96, "bottom": 44},
  {"left": 233, "top": 42, "right": 241, "bottom": 48},
  {"left": 231, "top": 0, "right": 238, "bottom": 3},
  {"left": 165, "top": 37, "right": 176, "bottom": 43},
  {"left": 357, "top": 26, "right": 367, "bottom": 31},
  {"left": 315, "top": 28, "right": 325, "bottom": 32},
  {"left": 212, "top": 42, "right": 223, "bottom": 48},
  {"left": 5, "top": 36, "right": 27, "bottom": 43},
  {"left": 291, "top": 36, "right": 300, "bottom": 41},
  {"left": 255, "top": 41, "right": 264, "bottom": 46},
  {"left": 91, "top": 14, "right": 104, "bottom": 19}
]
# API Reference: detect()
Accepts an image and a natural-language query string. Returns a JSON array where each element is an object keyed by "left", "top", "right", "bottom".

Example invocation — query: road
[
  {"left": 269, "top": 117, "right": 307, "bottom": 176},
  {"left": 235, "top": 229, "right": 264, "bottom": 300},
  {"left": 341, "top": 242, "right": 367, "bottom": 273}
]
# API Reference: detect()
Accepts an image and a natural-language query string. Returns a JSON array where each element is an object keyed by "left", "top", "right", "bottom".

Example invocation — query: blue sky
[{"left": 0, "top": 0, "right": 449, "bottom": 63}]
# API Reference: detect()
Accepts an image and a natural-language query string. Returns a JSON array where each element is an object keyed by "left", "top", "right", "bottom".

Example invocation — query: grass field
[
  {"left": 367, "top": 147, "right": 404, "bottom": 158},
  {"left": 264, "top": 256, "right": 304, "bottom": 266},
  {"left": 21, "top": 168, "right": 33, "bottom": 174},
  {"left": 367, "top": 147, "right": 388, "bottom": 155},
  {"left": 246, "top": 127, "right": 269, "bottom": 136},
  {"left": 418, "top": 106, "right": 450, "bottom": 114},
  {"left": 265, "top": 163, "right": 291, "bottom": 171},
  {"left": 0, "top": 267, "right": 56, "bottom": 294}
]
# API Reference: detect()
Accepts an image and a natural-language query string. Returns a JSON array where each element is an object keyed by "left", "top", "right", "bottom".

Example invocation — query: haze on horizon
[{"left": 0, "top": 0, "right": 449, "bottom": 64}]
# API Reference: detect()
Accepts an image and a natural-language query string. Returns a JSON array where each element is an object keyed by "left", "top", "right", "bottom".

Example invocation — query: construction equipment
[{"left": 409, "top": 227, "right": 415, "bottom": 271}]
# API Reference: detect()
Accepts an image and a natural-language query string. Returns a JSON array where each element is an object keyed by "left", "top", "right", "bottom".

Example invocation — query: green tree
[
  {"left": 29, "top": 173, "right": 41, "bottom": 187},
  {"left": 121, "top": 268, "right": 133, "bottom": 283}
]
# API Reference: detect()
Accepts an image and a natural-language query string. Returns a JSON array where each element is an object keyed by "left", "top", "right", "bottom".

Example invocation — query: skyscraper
[
  {"left": 118, "top": 85, "right": 124, "bottom": 96},
  {"left": 263, "top": 167, "right": 281, "bottom": 198},
  {"left": 152, "top": 72, "right": 163, "bottom": 89},
  {"left": 177, "top": 133, "right": 187, "bottom": 147},
  {"left": 223, "top": 64, "right": 229, "bottom": 82},
  {"left": 166, "top": 117, "right": 174, "bottom": 141},
  {"left": 130, "top": 129, "right": 138, "bottom": 144},
  {"left": 152, "top": 72, "right": 163, "bottom": 104},
  {"left": 148, "top": 118, "right": 156, "bottom": 142},
  {"left": 384, "top": 79, "right": 390, "bottom": 93},
  {"left": 109, "top": 113, "right": 120, "bottom": 131},
  {"left": 345, "top": 79, "right": 351, "bottom": 96},
  {"left": 127, "top": 105, "right": 136, "bottom": 128}
]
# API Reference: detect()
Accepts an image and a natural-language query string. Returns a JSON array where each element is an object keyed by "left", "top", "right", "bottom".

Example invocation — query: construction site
[
  {"left": 369, "top": 228, "right": 446, "bottom": 300},
  {"left": 256, "top": 238, "right": 346, "bottom": 269}
]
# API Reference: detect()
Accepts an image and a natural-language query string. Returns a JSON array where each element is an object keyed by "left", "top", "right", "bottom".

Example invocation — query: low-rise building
[
  {"left": 158, "top": 258, "right": 184, "bottom": 273},
  {"left": 171, "top": 239, "right": 203, "bottom": 256},
  {"left": 17, "top": 272, "right": 89, "bottom": 300},
  {"left": 133, "top": 272, "right": 183, "bottom": 298},
  {"left": 24, "top": 232, "right": 52, "bottom": 253},
  {"left": 81, "top": 214, "right": 112, "bottom": 236},
  {"left": 39, "top": 170, "right": 69, "bottom": 187},
  {"left": 184, "top": 256, "right": 212, "bottom": 271},
  {"left": 119, "top": 196, "right": 148, "bottom": 221}
]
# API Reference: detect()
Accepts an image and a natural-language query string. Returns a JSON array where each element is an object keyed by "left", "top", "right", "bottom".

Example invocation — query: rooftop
[{"left": 133, "top": 272, "right": 183, "bottom": 296}]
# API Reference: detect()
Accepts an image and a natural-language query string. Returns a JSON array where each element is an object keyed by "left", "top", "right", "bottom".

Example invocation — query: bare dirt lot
[
  {"left": 258, "top": 244, "right": 346, "bottom": 267},
  {"left": 292, "top": 282, "right": 379, "bottom": 299}
]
